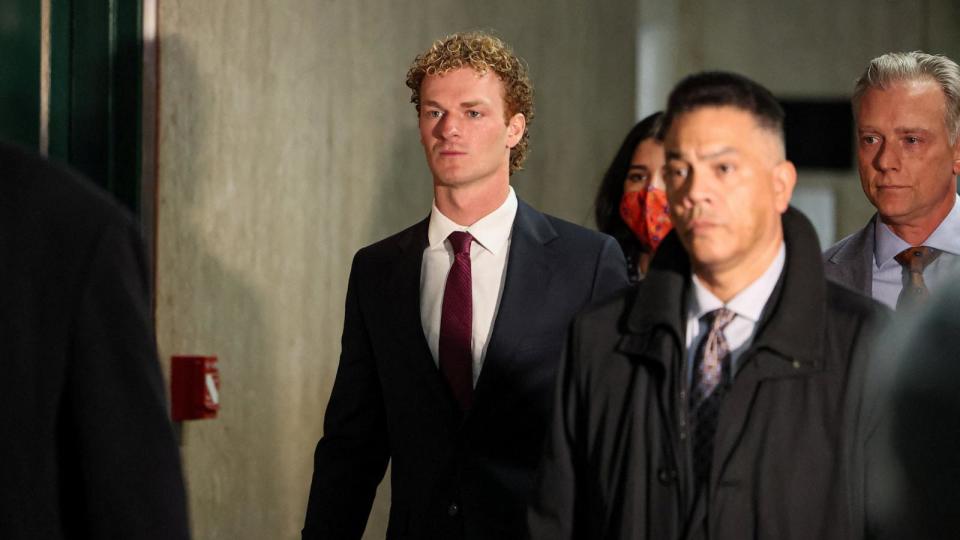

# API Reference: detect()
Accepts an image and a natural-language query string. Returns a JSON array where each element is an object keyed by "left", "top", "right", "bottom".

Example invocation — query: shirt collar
[
  {"left": 687, "top": 242, "right": 786, "bottom": 324},
  {"left": 427, "top": 186, "right": 518, "bottom": 255},
  {"left": 874, "top": 194, "right": 960, "bottom": 267}
]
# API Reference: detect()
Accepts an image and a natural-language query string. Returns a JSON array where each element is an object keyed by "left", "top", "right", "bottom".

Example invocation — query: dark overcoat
[
  {"left": 529, "top": 208, "right": 886, "bottom": 540},
  {"left": 0, "top": 142, "right": 189, "bottom": 539}
]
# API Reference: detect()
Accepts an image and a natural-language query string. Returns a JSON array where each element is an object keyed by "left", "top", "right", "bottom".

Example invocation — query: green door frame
[
  {"left": 0, "top": 0, "right": 144, "bottom": 216},
  {"left": 0, "top": 2, "right": 42, "bottom": 148},
  {"left": 49, "top": 0, "right": 144, "bottom": 215}
]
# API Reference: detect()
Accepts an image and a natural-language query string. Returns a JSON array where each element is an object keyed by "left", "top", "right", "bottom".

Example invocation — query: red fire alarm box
[{"left": 171, "top": 355, "right": 219, "bottom": 421}]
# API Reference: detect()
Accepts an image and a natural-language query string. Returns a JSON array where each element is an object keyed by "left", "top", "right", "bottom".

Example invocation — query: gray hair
[{"left": 852, "top": 51, "right": 960, "bottom": 144}]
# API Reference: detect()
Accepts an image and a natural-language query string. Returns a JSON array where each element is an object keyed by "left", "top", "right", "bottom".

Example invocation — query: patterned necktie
[
  {"left": 439, "top": 231, "right": 474, "bottom": 411},
  {"left": 894, "top": 246, "right": 940, "bottom": 311},
  {"left": 690, "top": 308, "right": 736, "bottom": 487}
]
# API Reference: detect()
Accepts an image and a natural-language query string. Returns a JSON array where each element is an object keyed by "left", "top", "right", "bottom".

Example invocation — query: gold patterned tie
[
  {"left": 690, "top": 308, "right": 736, "bottom": 486},
  {"left": 894, "top": 246, "right": 940, "bottom": 311}
]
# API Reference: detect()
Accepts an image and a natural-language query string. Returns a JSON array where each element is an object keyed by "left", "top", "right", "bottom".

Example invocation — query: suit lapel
[
  {"left": 826, "top": 216, "right": 875, "bottom": 296},
  {"left": 471, "top": 201, "right": 557, "bottom": 408},
  {"left": 383, "top": 217, "right": 461, "bottom": 415}
]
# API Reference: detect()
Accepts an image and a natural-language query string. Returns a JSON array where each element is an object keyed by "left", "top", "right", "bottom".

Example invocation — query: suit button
[
  {"left": 447, "top": 502, "right": 460, "bottom": 517},
  {"left": 657, "top": 468, "right": 677, "bottom": 485}
]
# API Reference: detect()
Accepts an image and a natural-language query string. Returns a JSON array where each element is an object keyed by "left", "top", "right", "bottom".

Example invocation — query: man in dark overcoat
[{"left": 528, "top": 72, "right": 886, "bottom": 539}]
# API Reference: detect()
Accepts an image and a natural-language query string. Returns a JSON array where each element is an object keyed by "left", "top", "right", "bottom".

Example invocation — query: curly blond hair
[{"left": 406, "top": 31, "right": 535, "bottom": 174}]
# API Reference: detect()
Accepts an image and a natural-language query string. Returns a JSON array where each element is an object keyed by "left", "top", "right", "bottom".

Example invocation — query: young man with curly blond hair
[{"left": 303, "top": 31, "right": 626, "bottom": 540}]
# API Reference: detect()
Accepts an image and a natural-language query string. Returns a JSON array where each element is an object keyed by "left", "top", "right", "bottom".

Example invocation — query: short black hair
[
  {"left": 659, "top": 71, "right": 784, "bottom": 141},
  {"left": 594, "top": 112, "right": 664, "bottom": 256}
]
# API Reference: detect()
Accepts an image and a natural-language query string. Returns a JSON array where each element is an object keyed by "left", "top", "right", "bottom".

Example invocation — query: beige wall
[{"left": 155, "top": 1, "right": 636, "bottom": 538}]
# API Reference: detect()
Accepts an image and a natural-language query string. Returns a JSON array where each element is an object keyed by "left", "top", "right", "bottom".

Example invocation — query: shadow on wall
[
  {"left": 160, "top": 36, "right": 285, "bottom": 539},
  {"left": 372, "top": 111, "right": 434, "bottom": 241}
]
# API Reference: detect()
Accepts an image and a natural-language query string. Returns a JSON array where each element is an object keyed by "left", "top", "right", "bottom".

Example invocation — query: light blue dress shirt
[
  {"left": 685, "top": 243, "right": 786, "bottom": 384},
  {"left": 872, "top": 194, "right": 960, "bottom": 309}
]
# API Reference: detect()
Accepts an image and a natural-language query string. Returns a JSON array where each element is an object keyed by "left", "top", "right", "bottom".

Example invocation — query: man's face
[
  {"left": 663, "top": 106, "right": 795, "bottom": 277},
  {"left": 856, "top": 80, "right": 960, "bottom": 227},
  {"left": 418, "top": 67, "right": 525, "bottom": 189}
]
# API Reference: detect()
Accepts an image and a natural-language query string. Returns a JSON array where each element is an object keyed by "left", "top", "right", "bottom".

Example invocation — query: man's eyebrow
[
  {"left": 697, "top": 147, "right": 737, "bottom": 160},
  {"left": 423, "top": 99, "right": 491, "bottom": 108},
  {"left": 665, "top": 147, "right": 737, "bottom": 161},
  {"left": 858, "top": 126, "right": 933, "bottom": 134},
  {"left": 893, "top": 126, "right": 933, "bottom": 134}
]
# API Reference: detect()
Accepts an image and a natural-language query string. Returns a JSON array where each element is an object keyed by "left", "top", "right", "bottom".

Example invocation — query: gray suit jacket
[{"left": 823, "top": 216, "right": 876, "bottom": 296}]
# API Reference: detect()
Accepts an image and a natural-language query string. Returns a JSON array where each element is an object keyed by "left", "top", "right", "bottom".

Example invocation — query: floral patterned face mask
[{"left": 619, "top": 187, "right": 672, "bottom": 253}]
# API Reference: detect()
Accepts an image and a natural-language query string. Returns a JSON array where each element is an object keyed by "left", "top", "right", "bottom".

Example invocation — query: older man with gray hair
[{"left": 824, "top": 51, "right": 960, "bottom": 311}]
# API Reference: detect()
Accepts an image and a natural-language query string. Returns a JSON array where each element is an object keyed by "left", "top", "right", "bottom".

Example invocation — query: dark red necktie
[{"left": 439, "top": 231, "right": 474, "bottom": 411}]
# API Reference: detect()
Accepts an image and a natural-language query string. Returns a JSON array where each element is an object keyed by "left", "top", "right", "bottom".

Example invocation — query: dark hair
[
  {"left": 594, "top": 112, "right": 664, "bottom": 256},
  {"left": 658, "top": 71, "right": 784, "bottom": 142}
]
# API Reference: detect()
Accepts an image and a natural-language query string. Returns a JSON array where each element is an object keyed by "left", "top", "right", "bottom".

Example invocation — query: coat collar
[
  {"left": 619, "top": 207, "right": 827, "bottom": 373},
  {"left": 749, "top": 207, "right": 827, "bottom": 369},
  {"left": 618, "top": 226, "right": 690, "bottom": 365}
]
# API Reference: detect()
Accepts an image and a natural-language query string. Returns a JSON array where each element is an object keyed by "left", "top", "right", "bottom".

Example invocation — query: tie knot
[
  {"left": 448, "top": 231, "right": 474, "bottom": 256},
  {"left": 703, "top": 308, "right": 736, "bottom": 332},
  {"left": 895, "top": 246, "right": 940, "bottom": 273}
]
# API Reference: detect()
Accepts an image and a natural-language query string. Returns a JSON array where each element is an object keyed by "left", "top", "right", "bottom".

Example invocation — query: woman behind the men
[{"left": 594, "top": 111, "right": 672, "bottom": 282}]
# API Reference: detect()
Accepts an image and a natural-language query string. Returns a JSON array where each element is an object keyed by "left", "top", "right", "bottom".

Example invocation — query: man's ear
[
  {"left": 772, "top": 160, "right": 798, "bottom": 213},
  {"left": 952, "top": 133, "right": 960, "bottom": 175},
  {"left": 506, "top": 113, "right": 525, "bottom": 148}
]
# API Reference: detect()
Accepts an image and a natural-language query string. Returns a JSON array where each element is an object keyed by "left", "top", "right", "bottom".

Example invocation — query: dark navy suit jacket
[{"left": 303, "top": 200, "right": 627, "bottom": 540}]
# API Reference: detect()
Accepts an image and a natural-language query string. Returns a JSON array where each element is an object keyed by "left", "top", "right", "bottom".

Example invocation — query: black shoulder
[
  {"left": 562, "top": 286, "right": 641, "bottom": 394},
  {"left": 573, "top": 285, "right": 636, "bottom": 338},
  {"left": 0, "top": 141, "right": 137, "bottom": 235},
  {"left": 824, "top": 279, "right": 890, "bottom": 336},
  {"left": 542, "top": 212, "right": 615, "bottom": 247},
  {"left": 352, "top": 217, "right": 428, "bottom": 265}
]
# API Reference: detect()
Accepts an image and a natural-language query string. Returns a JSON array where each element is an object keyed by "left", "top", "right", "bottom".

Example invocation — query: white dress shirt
[
  {"left": 685, "top": 243, "right": 786, "bottom": 384},
  {"left": 871, "top": 194, "right": 960, "bottom": 309},
  {"left": 420, "top": 187, "right": 518, "bottom": 386}
]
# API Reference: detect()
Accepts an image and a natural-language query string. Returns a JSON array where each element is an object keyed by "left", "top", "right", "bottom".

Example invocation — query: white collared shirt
[
  {"left": 871, "top": 194, "right": 960, "bottom": 309},
  {"left": 420, "top": 187, "right": 518, "bottom": 386},
  {"left": 685, "top": 243, "right": 786, "bottom": 384}
]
